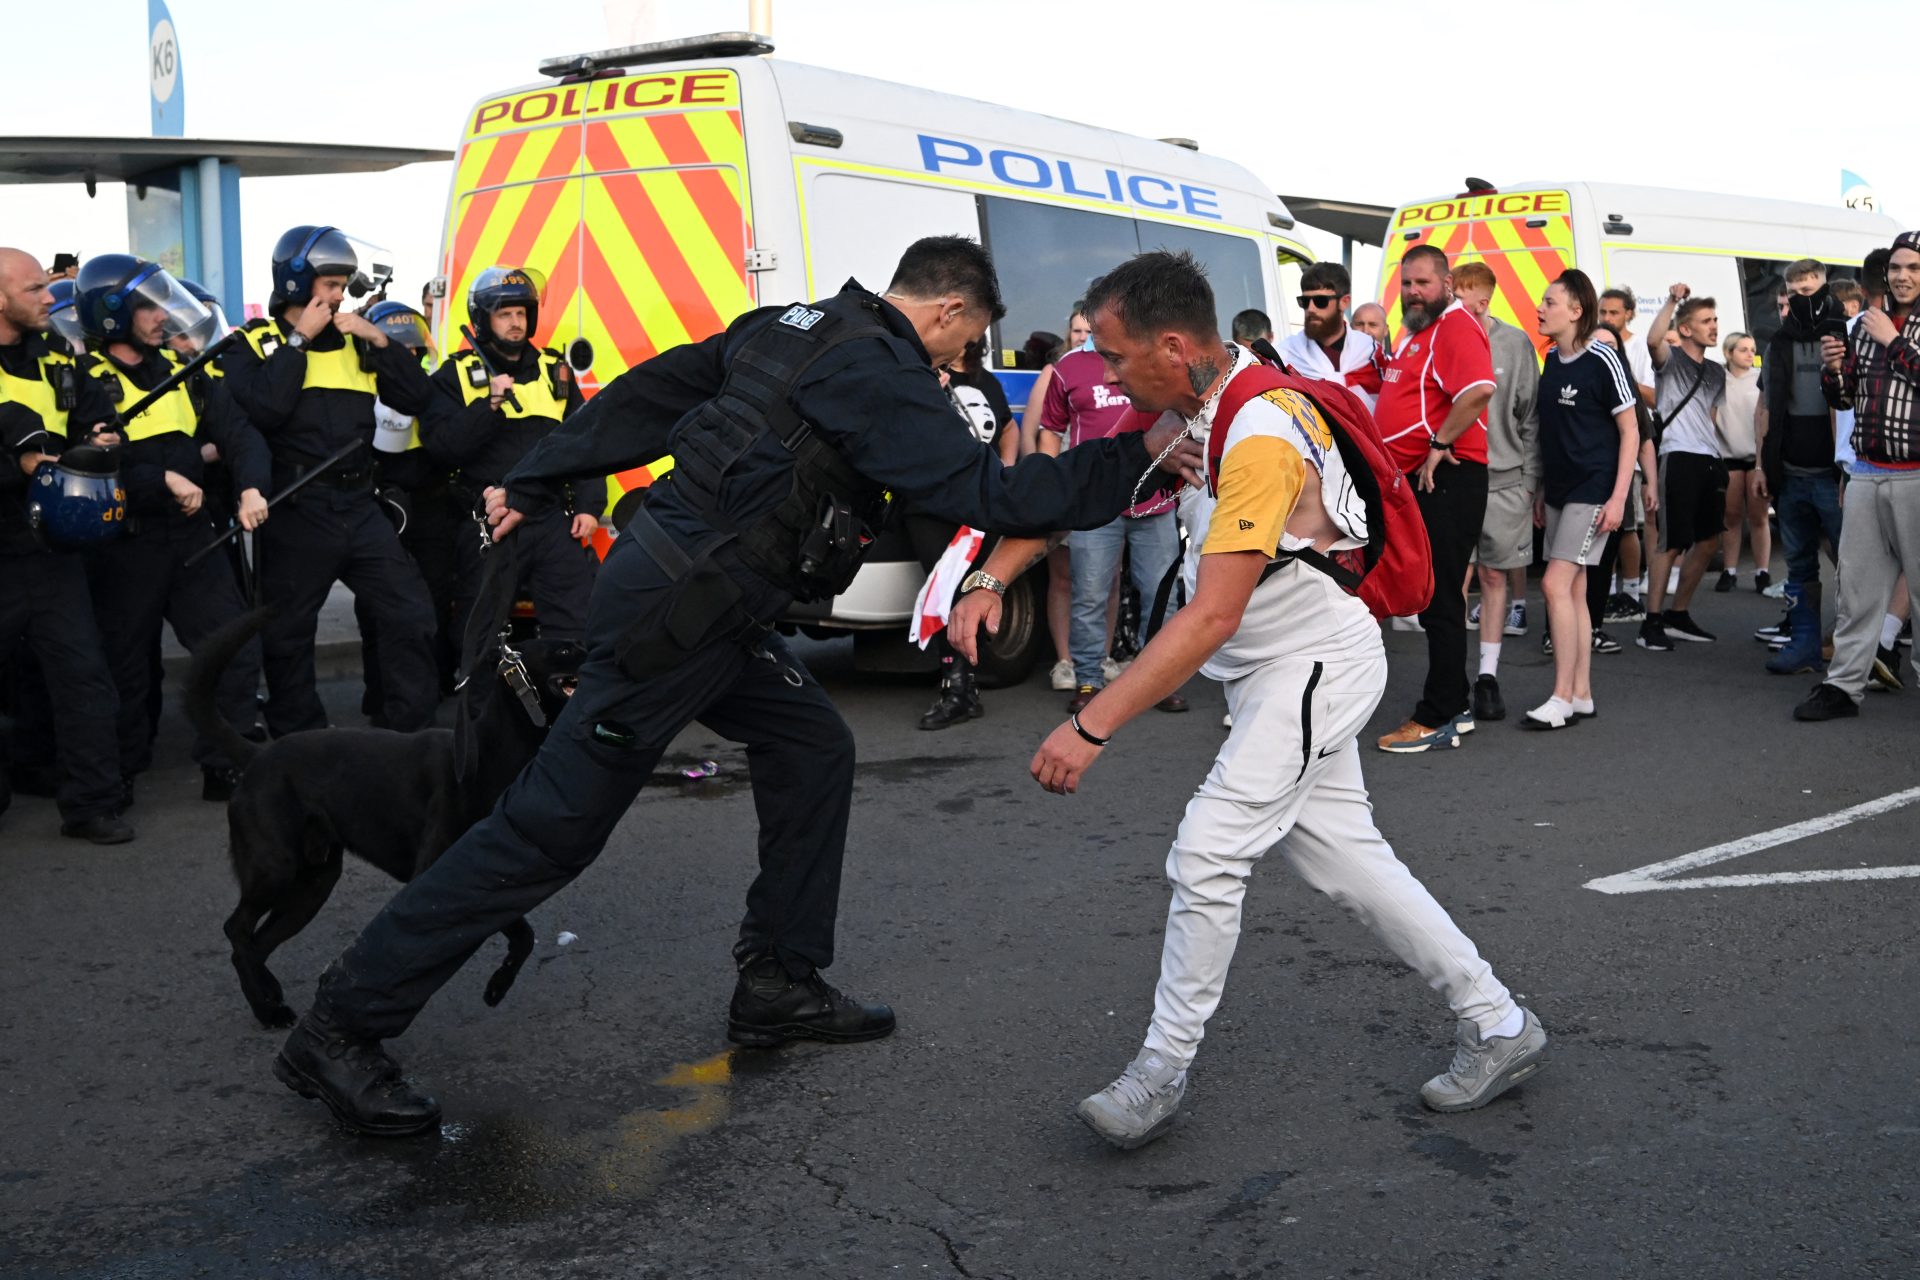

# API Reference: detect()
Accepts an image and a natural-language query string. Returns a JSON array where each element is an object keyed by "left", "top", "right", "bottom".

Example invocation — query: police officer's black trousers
[
  {"left": 450, "top": 505, "right": 596, "bottom": 644},
  {"left": 359, "top": 482, "right": 465, "bottom": 712},
  {"left": 0, "top": 551, "right": 124, "bottom": 821},
  {"left": 85, "top": 521, "right": 261, "bottom": 774},
  {"left": 313, "top": 543, "right": 855, "bottom": 1041},
  {"left": 257, "top": 488, "right": 438, "bottom": 736}
]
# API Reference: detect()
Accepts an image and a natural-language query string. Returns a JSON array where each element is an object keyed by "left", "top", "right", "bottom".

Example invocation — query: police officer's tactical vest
[
  {"left": 0, "top": 341, "right": 80, "bottom": 441},
  {"left": 81, "top": 350, "right": 198, "bottom": 442},
  {"left": 669, "top": 293, "right": 897, "bottom": 602},
  {"left": 238, "top": 318, "right": 380, "bottom": 395},
  {"left": 452, "top": 347, "right": 570, "bottom": 421}
]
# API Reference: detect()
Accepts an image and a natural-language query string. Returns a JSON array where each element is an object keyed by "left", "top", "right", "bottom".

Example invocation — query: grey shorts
[
  {"left": 1544, "top": 502, "right": 1607, "bottom": 566},
  {"left": 1477, "top": 477, "right": 1535, "bottom": 569},
  {"left": 1626, "top": 471, "right": 1645, "bottom": 530}
]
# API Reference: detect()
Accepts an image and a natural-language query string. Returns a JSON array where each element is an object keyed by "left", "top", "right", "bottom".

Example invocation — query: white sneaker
[
  {"left": 1076, "top": 1047, "right": 1187, "bottom": 1149},
  {"left": 1049, "top": 659, "right": 1075, "bottom": 692},
  {"left": 1100, "top": 655, "right": 1124, "bottom": 683},
  {"left": 1222, "top": 712, "right": 1233, "bottom": 729},
  {"left": 1420, "top": 1009, "right": 1548, "bottom": 1112},
  {"left": 1390, "top": 615, "right": 1426, "bottom": 632}
]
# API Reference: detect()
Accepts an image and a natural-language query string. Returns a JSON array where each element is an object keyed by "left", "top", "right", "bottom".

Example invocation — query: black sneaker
[
  {"left": 1715, "top": 570, "right": 1736, "bottom": 593},
  {"left": 1753, "top": 569, "right": 1772, "bottom": 592},
  {"left": 1755, "top": 610, "right": 1791, "bottom": 643},
  {"left": 727, "top": 956, "right": 896, "bottom": 1048},
  {"left": 1472, "top": 674, "right": 1505, "bottom": 722},
  {"left": 1637, "top": 617, "right": 1672, "bottom": 651},
  {"left": 1541, "top": 631, "right": 1553, "bottom": 656},
  {"left": 1900, "top": 618, "right": 1914, "bottom": 649},
  {"left": 1603, "top": 592, "right": 1645, "bottom": 624},
  {"left": 1869, "top": 646, "right": 1904, "bottom": 692},
  {"left": 274, "top": 1009, "right": 441, "bottom": 1137},
  {"left": 1793, "top": 682, "right": 1859, "bottom": 722},
  {"left": 60, "top": 814, "right": 135, "bottom": 844},
  {"left": 1663, "top": 611, "right": 1716, "bottom": 643},
  {"left": 1592, "top": 627, "right": 1622, "bottom": 654}
]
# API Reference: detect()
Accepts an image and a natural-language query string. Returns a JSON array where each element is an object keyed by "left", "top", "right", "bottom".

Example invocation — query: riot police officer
[
  {"left": 425, "top": 266, "right": 600, "bottom": 643},
  {"left": 0, "top": 246, "right": 132, "bottom": 843},
  {"left": 219, "top": 226, "right": 440, "bottom": 736},
  {"left": 73, "top": 255, "right": 271, "bottom": 802},
  {"left": 356, "top": 301, "right": 462, "bottom": 703},
  {"left": 274, "top": 235, "right": 1201, "bottom": 1134}
]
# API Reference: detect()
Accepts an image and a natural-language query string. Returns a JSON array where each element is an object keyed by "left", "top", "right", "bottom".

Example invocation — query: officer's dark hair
[
  {"left": 1863, "top": 247, "right": 1892, "bottom": 302},
  {"left": 1231, "top": 308, "right": 1271, "bottom": 342},
  {"left": 1402, "top": 243, "right": 1450, "bottom": 278},
  {"left": 1083, "top": 251, "right": 1218, "bottom": 343},
  {"left": 1300, "top": 261, "right": 1351, "bottom": 297},
  {"left": 886, "top": 236, "right": 1006, "bottom": 321}
]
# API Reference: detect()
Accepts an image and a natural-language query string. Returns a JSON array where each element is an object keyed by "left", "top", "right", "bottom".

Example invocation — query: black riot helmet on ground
[
  {"left": 467, "top": 266, "right": 542, "bottom": 354},
  {"left": 74, "top": 254, "right": 217, "bottom": 353}
]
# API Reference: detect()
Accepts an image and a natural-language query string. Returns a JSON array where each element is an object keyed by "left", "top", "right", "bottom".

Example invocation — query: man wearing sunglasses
[{"left": 1277, "top": 263, "right": 1384, "bottom": 410}]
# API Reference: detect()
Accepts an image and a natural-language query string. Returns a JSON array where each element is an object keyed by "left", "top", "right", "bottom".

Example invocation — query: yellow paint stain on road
[{"left": 599, "top": 1050, "right": 733, "bottom": 1194}]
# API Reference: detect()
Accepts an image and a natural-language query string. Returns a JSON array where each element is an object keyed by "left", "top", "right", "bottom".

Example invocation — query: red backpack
[{"left": 1206, "top": 365, "right": 1434, "bottom": 620}]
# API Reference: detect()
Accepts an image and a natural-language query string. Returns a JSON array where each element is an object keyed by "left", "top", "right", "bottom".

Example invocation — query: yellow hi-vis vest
[
  {"left": 0, "top": 344, "right": 77, "bottom": 441},
  {"left": 452, "top": 348, "right": 568, "bottom": 421},
  {"left": 238, "top": 318, "right": 379, "bottom": 396},
  {"left": 83, "top": 351, "right": 198, "bottom": 442}
]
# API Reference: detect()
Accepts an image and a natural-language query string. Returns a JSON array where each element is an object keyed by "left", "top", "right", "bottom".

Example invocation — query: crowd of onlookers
[{"left": 972, "top": 231, "right": 1920, "bottom": 742}]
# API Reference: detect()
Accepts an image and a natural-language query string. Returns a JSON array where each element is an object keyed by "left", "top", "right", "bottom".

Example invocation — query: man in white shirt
[
  {"left": 1639, "top": 285, "right": 1729, "bottom": 650},
  {"left": 1598, "top": 288, "right": 1657, "bottom": 621},
  {"left": 1277, "top": 262, "right": 1383, "bottom": 409}
]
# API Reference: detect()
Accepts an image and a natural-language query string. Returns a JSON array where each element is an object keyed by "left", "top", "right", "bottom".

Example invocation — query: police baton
[
  {"left": 112, "top": 328, "right": 244, "bottom": 429},
  {"left": 182, "top": 439, "right": 364, "bottom": 568},
  {"left": 459, "top": 324, "right": 522, "bottom": 412}
]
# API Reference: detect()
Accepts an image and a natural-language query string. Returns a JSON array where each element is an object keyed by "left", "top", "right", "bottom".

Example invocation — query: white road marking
[{"left": 1584, "top": 785, "right": 1920, "bottom": 894}]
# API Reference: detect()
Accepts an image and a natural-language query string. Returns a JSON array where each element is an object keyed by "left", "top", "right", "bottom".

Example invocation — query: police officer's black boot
[
  {"left": 917, "top": 657, "right": 982, "bottom": 731},
  {"left": 727, "top": 954, "right": 896, "bottom": 1048},
  {"left": 273, "top": 1006, "right": 442, "bottom": 1137},
  {"left": 201, "top": 765, "right": 241, "bottom": 803}
]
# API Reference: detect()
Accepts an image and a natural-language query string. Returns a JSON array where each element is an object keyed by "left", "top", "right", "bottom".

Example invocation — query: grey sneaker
[
  {"left": 1075, "top": 1047, "right": 1187, "bottom": 1149},
  {"left": 1420, "top": 1008, "right": 1548, "bottom": 1113}
]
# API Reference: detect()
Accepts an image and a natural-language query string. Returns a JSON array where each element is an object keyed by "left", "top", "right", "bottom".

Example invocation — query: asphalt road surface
[{"left": 4, "top": 584, "right": 1918, "bottom": 1279}]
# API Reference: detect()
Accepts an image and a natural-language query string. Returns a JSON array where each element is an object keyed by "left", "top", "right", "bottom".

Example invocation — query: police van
[
  {"left": 1374, "top": 181, "right": 1900, "bottom": 356},
  {"left": 431, "top": 31, "right": 1311, "bottom": 682}
]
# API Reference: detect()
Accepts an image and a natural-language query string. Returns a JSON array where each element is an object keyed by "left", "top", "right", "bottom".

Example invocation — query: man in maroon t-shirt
[
  {"left": 1372, "top": 244, "right": 1497, "bottom": 753},
  {"left": 1042, "top": 346, "right": 1186, "bottom": 714}
]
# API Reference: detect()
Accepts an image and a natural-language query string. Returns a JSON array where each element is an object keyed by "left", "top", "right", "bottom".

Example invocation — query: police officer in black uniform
[
  {"left": 219, "top": 227, "right": 440, "bottom": 736},
  {"left": 0, "top": 246, "right": 133, "bottom": 843},
  {"left": 425, "top": 266, "right": 600, "bottom": 643},
  {"left": 273, "top": 236, "right": 1198, "bottom": 1135},
  {"left": 73, "top": 255, "right": 271, "bottom": 802}
]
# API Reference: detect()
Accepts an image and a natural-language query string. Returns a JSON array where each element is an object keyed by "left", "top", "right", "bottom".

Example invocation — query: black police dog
[{"left": 187, "top": 609, "right": 584, "bottom": 1028}]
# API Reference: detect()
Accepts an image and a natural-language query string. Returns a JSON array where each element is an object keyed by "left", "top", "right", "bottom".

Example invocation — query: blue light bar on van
[{"left": 537, "top": 31, "right": 773, "bottom": 79}]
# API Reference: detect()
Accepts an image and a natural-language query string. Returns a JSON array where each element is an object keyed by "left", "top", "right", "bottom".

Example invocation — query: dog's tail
[{"left": 187, "top": 606, "right": 272, "bottom": 774}]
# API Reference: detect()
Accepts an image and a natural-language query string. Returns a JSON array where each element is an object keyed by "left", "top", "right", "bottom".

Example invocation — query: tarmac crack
[{"left": 794, "top": 1153, "right": 975, "bottom": 1277}]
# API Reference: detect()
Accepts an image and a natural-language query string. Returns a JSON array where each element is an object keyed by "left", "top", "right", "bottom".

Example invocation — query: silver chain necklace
[{"left": 1128, "top": 352, "right": 1234, "bottom": 510}]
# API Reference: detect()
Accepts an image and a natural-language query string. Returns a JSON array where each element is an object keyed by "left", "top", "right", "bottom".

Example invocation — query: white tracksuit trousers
[{"left": 1144, "top": 652, "right": 1518, "bottom": 1069}]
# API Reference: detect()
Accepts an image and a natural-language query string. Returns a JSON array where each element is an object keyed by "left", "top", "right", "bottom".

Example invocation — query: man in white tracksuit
[{"left": 951, "top": 250, "right": 1546, "bottom": 1150}]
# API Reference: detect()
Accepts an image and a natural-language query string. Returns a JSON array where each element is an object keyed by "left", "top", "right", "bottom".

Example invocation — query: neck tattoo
[{"left": 1186, "top": 355, "right": 1220, "bottom": 399}]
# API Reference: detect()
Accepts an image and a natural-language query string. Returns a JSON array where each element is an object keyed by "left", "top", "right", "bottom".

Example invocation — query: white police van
[{"left": 443, "top": 33, "right": 1312, "bottom": 681}]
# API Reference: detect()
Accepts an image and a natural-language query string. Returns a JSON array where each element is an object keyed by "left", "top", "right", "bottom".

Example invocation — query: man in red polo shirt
[{"left": 1373, "top": 244, "right": 1497, "bottom": 752}]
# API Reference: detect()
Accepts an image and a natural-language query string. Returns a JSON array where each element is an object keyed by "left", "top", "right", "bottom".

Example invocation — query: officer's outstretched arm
[
  {"left": 808, "top": 355, "right": 1154, "bottom": 536},
  {"left": 501, "top": 330, "right": 730, "bottom": 506}
]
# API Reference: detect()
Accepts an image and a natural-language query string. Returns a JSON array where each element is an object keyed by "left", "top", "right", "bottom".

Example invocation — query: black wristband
[{"left": 1069, "top": 712, "right": 1110, "bottom": 747}]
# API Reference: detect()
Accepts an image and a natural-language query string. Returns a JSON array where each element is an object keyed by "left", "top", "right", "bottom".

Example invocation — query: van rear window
[{"left": 979, "top": 196, "right": 1263, "bottom": 368}]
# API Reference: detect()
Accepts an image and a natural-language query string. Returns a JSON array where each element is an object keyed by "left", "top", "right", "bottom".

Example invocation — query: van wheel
[{"left": 974, "top": 572, "right": 1040, "bottom": 689}]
